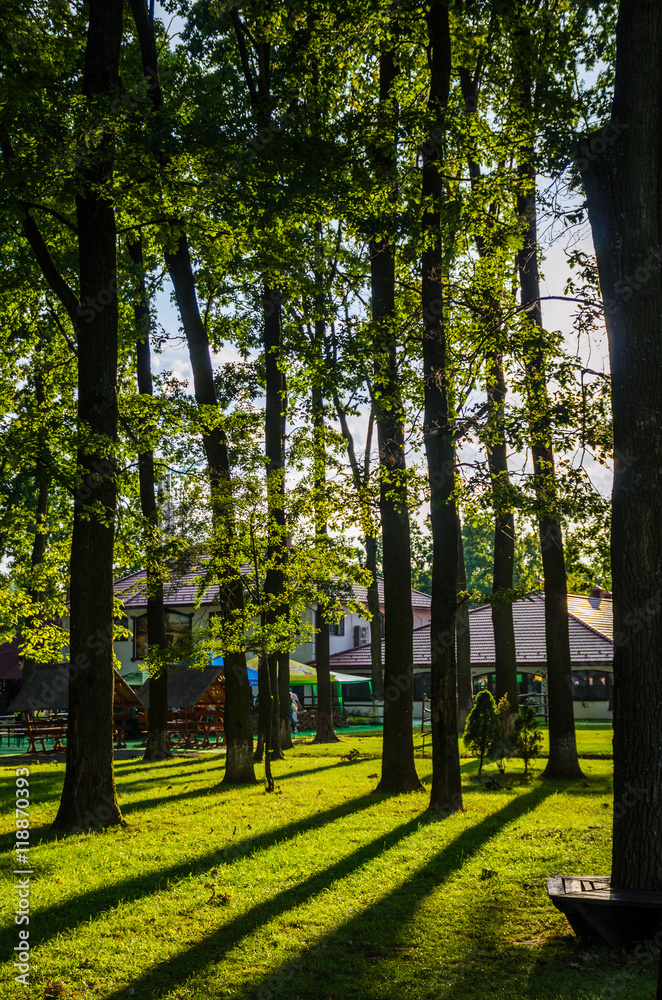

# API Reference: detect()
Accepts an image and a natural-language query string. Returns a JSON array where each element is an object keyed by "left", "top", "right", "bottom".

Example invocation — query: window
[
  {"left": 133, "top": 609, "right": 192, "bottom": 660},
  {"left": 344, "top": 682, "right": 372, "bottom": 702},
  {"left": 329, "top": 618, "right": 345, "bottom": 637},
  {"left": 572, "top": 670, "right": 610, "bottom": 702},
  {"left": 414, "top": 672, "right": 431, "bottom": 701}
]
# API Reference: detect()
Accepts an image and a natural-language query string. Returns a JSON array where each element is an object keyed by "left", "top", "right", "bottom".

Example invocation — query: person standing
[{"left": 290, "top": 689, "right": 300, "bottom": 733}]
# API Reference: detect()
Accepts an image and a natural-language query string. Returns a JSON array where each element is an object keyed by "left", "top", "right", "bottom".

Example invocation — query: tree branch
[
  {"left": 230, "top": 9, "right": 259, "bottom": 104},
  {"left": 22, "top": 214, "right": 80, "bottom": 327}
]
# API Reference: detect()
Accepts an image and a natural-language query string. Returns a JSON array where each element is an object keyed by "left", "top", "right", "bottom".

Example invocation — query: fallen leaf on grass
[{"left": 44, "top": 984, "right": 67, "bottom": 999}]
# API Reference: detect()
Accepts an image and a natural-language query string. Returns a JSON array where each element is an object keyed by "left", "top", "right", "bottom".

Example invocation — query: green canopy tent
[{"left": 244, "top": 658, "right": 368, "bottom": 717}]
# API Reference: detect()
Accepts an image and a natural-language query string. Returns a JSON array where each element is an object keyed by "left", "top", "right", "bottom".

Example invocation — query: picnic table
[
  {"left": 167, "top": 709, "right": 224, "bottom": 749},
  {"left": 24, "top": 716, "right": 67, "bottom": 753}
]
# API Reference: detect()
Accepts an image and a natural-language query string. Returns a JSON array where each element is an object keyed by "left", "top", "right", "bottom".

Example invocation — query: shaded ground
[{"left": 0, "top": 732, "right": 656, "bottom": 1000}]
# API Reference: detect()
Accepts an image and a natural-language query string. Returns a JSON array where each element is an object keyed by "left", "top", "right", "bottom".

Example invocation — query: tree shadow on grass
[
  {"left": 433, "top": 895, "right": 658, "bottom": 1000},
  {"left": 97, "top": 784, "right": 555, "bottom": 1000},
  {"left": 0, "top": 789, "right": 382, "bottom": 963},
  {"left": 117, "top": 758, "right": 354, "bottom": 815}
]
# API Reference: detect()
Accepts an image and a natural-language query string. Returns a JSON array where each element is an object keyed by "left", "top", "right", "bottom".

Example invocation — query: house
[
  {"left": 326, "top": 590, "right": 615, "bottom": 721},
  {"left": 110, "top": 567, "right": 432, "bottom": 683}
]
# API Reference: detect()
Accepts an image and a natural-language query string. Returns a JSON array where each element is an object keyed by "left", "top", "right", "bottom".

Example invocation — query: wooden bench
[
  {"left": 25, "top": 717, "right": 67, "bottom": 753},
  {"left": 166, "top": 710, "right": 224, "bottom": 749}
]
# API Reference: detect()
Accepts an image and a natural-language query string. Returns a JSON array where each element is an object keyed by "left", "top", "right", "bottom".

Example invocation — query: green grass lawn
[{"left": 1, "top": 731, "right": 657, "bottom": 1000}]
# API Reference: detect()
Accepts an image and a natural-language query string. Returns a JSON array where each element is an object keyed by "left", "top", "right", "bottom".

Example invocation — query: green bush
[
  {"left": 512, "top": 705, "right": 544, "bottom": 775},
  {"left": 463, "top": 690, "right": 499, "bottom": 777}
]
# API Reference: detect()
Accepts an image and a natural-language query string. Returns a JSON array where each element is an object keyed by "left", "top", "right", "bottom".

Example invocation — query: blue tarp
[{"left": 210, "top": 655, "right": 258, "bottom": 686}]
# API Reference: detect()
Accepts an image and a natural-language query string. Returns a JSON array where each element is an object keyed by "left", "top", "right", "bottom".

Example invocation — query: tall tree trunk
[
  {"left": 311, "top": 375, "right": 338, "bottom": 743},
  {"left": 333, "top": 395, "right": 383, "bottom": 704},
  {"left": 459, "top": 64, "right": 520, "bottom": 718},
  {"left": 370, "top": 37, "right": 421, "bottom": 794},
  {"left": 421, "top": 1, "right": 461, "bottom": 812},
  {"left": 486, "top": 354, "right": 519, "bottom": 712},
  {"left": 581, "top": 0, "right": 662, "bottom": 891},
  {"left": 228, "top": 20, "right": 290, "bottom": 755},
  {"left": 258, "top": 649, "right": 274, "bottom": 791},
  {"left": 128, "top": 0, "right": 253, "bottom": 780},
  {"left": 165, "top": 235, "right": 255, "bottom": 784},
  {"left": 53, "top": 0, "right": 124, "bottom": 833},
  {"left": 128, "top": 238, "right": 172, "bottom": 762},
  {"left": 22, "top": 371, "right": 49, "bottom": 687},
  {"left": 263, "top": 280, "right": 286, "bottom": 761},
  {"left": 456, "top": 514, "right": 473, "bottom": 733},
  {"left": 268, "top": 654, "right": 281, "bottom": 758},
  {"left": 513, "top": 27, "right": 582, "bottom": 782},
  {"left": 365, "top": 533, "right": 384, "bottom": 708}
]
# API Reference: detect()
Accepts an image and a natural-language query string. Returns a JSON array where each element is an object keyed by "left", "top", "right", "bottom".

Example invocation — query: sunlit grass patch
[{"left": 0, "top": 734, "right": 654, "bottom": 1000}]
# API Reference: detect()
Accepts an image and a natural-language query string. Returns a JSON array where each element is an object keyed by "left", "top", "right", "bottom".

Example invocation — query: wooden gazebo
[
  {"left": 8, "top": 665, "right": 142, "bottom": 714},
  {"left": 136, "top": 666, "right": 225, "bottom": 748},
  {"left": 7, "top": 665, "right": 143, "bottom": 752}
]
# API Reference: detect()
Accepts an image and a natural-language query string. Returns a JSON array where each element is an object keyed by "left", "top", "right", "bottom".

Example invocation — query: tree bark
[
  {"left": 263, "top": 280, "right": 286, "bottom": 761},
  {"left": 332, "top": 396, "right": 383, "bottom": 704},
  {"left": 128, "top": 237, "right": 172, "bottom": 763},
  {"left": 22, "top": 370, "right": 49, "bottom": 688},
  {"left": 458, "top": 64, "right": 520, "bottom": 718},
  {"left": 165, "top": 235, "right": 255, "bottom": 784},
  {"left": 370, "top": 36, "right": 422, "bottom": 794},
  {"left": 580, "top": 0, "right": 662, "bottom": 891},
  {"left": 456, "top": 514, "right": 473, "bottom": 733},
  {"left": 53, "top": 0, "right": 125, "bottom": 833},
  {"left": 365, "top": 533, "right": 384, "bottom": 708},
  {"left": 311, "top": 315, "right": 338, "bottom": 744},
  {"left": 487, "top": 354, "right": 519, "bottom": 712},
  {"left": 513, "top": 25, "right": 582, "bottom": 781},
  {"left": 257, "top": 649, "right": 274, "bottom": 791},
  {"left": 127, "top": 0, "right": 254, "bottom": 781},
  {"left": 228, "top": 18, "right": 290, "bottom": 755},
  {"left": 421, "top": 1, "right": 461, "bottom": 812}
]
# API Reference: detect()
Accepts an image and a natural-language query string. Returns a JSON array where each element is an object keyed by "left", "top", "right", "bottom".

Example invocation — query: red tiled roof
[
  {"left": 325, "top": 594, "right": 613, "bottom": 670},
  {"left": 114, "top": 568, "right": 432, "bottom": 613},
  {"left": 114, "top": 568, "right": 224, "bottom": 609},
  {"left": 567, "top": 594, "right": 613, "bottom": 641},
  {"left": 351, "top": 580, "right": 432, "bottom": 610}
]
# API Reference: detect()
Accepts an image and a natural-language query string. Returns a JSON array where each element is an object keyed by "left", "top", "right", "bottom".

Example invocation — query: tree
[
  {"left": 126, "top": 0, "right": 257, "bottom": 785},
  {"left": 421, "top": 1, "right": 462, "bottom": 813},
  {"left": 369, "top": 23, "right": 422, "bottom": 795},
  {"left": 512, "top": 705, "right": 543, "bottom": 776},
  {"left": 463, "top": 690, "right": 499, "bottom": 778},
  {"left": 458, "top": 56, "right": 519, "bottom": 717},
  {"left": 456, "top": 514, "right": 473, "bottom": 732},
  {"left": 2, "top": 0, "right": 129, "bottom": 833},
  {"left": 493, "top": 693, "right": 514, "bottom": 773},
  {"left": 332, "top": 387, "right": 383, "bottom": 706},
  {"left": 511, "top": 11, "right": 583, "bottom": 781},
  {"left": 310, "top": 300, "right": 339, "bottom": 744},
  {"left": 580, "top": 0, "right": 662, "bottom": 892},
  {"left": 127, "top": 237, "right": 172, "bottom": 762}
]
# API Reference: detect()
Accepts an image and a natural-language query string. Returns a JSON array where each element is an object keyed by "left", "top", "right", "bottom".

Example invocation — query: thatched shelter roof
[
  {"left": 137, "top": 666, "right": 225, "bottom": 710},
  {"left": 7, "top": 666, "right": 143, "bottom": 713}
]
